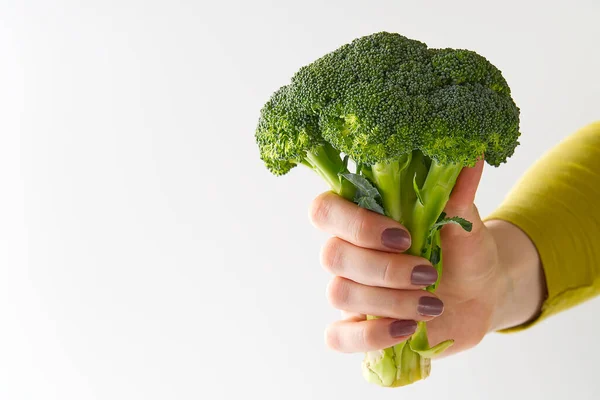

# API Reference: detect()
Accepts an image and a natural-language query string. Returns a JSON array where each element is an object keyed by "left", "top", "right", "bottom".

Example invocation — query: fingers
[
  {"left": 309, "top": 192, "right": 411, "bottom": 252},
  {"left": 325, "top": 317, "right": 417, "bottom": 353},
  {"left": 341, "top": 310, "right": 365, "bottom": 320},
  {"left": 321, "top": 237, "right": 438, "bottom": 289},
  {"left": 446, "top": 158, "right": 484, "bottom": 214},
  {"left": 326, "top": 277, "right": 444, "bottom": 321},
  {"left": 444, "top": 159, "right": 485, "bottom": 236}
]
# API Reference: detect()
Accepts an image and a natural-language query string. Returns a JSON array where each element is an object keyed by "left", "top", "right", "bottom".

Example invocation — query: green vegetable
[{"left": 255, "top": 32, "right": 520, "bottom": 387}]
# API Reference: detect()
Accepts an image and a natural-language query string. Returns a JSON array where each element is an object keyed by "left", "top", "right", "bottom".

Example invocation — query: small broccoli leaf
[
  {"left": 356, "top": 196, "right": 385, "bottom": 215},
  {"left": 410, "top": 339, "right": 454, "bottom": 359},
  {"left": 431, "top": 216, "right": 473, "bottom": 233},
  {"left": 339, "top": 173, "right": 386, "bottom": 215},
  {"left": 356, "top": 163, "right": 375, "bottom": 182},
  {"left": 413, "top": 173, "right": 424, "bottom": 206},
  {"left": 342, "top": 155, "right": 349, "bottom": 171},
  {"left": 430, "top": 245, "right": 441, "bottom": 266},
  {"left": 339, "top": 172, "right": 381, "bottom": 200}
]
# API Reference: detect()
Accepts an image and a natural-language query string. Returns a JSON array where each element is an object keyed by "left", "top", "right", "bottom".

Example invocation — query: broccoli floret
[
  {"left": 255, "top": 32, "right": 520, "bottom": 388},
  {"left": 256, "top": 85, "right": 357, "bottom": 198}
]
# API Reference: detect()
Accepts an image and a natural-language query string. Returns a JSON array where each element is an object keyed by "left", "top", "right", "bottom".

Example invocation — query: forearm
[
  {"left": 484, "top": 122, "right": 600, "bottom": 332},
  {"left": 486, "top": 219, "right": 547, "bottom": 332}
]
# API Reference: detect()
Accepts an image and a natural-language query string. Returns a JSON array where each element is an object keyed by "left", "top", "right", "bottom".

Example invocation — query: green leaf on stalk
[
  {"left": 430, "top": 245, "right": 441, "bottom": 266},
  {"left": 356, "top": 196, "right": 385, "bottom": 215},
  {"left": 339, "top": 172, "right": 381, "bottom": 199},
  {"left": 431, "top": 214, "right": 472, "bottom": 232},
  {"left": 340, "top": 172, "right": 385, "bottom": 215},
  {"left": 413, "top": 173, "right": 424, "bottom": 206},
  {"left": 409, "top": 339, "right": 454, "bottom": 359},
  {"left": 356, "top": 163, "right": 375, "bottom": 182},
  {"left": 342, "top": 155, "right": 349, "bottom": 171}
]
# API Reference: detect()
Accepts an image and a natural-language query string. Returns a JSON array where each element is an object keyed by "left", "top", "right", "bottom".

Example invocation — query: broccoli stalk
[
  {"left": 255, "top": 32, "right": 520, "bottom": 387},
  {"left": 408, "top": 159, "right": 464, "bottom": 261},
  {"left": 302, "top": 144, "right": 357, "bottom": 199},
  {"left": 370, "top": 156, "right": 410, "bottom": 222},
  {"left": 360, "top": 154, "right": 464, "bottom": 386},
  {"left": 277, "top": 148, "right": 468, "bottom": 387}
]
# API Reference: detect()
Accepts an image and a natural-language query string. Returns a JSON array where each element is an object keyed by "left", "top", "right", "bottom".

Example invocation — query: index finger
[{"left": 309, "top": 192, "right": 412, "bottom": 252}]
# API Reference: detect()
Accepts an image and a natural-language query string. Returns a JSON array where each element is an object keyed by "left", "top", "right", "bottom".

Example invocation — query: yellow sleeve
[{"left": 486, "top": 121, "right": 600, "bottom": 332}]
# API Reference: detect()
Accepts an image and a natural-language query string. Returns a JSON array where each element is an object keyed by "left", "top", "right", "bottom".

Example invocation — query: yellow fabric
[{"left": 487, "top": 121, "right": 600, "bottom": 332}]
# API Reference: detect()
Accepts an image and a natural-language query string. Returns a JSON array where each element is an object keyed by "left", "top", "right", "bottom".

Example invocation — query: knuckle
[
  {"left": 320, "top": 238, "right": 343, "bottom": 273},
  {"left": 381, "top": 258, "right": 393, "bottom": 286},
  {"left": 348, "top": 207, "right": 369, "bottom": 244},
  {"left": 309, "top": 193, "right": 332, "bottom": 227},
  {"left": 389, "top": 291, "right": 406, "bottom": 314},
  {"left": 324, "top": 325, "right": 341, "bottom": 351},
  {"left": 360, "top": 323, "right": 380, "bottom": 350},
  {"left": 326, "top": 277, "right": 350, "bottom": 309}
]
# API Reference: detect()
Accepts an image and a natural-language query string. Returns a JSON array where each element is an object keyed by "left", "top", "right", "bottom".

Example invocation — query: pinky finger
[{"left": 324, "top": 318, "right": 417, "bottom": 353}]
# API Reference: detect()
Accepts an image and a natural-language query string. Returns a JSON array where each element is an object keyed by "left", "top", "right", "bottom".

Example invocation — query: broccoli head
[{"left": 264, "top": 32, "right": 519, "bottom": 167}]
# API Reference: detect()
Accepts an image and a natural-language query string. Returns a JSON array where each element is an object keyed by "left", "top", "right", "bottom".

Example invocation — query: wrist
[{"left": 485, "top": 219, "right": 547, "bottom": 332}]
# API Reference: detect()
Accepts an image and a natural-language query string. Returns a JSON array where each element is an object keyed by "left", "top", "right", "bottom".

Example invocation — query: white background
[{"left": 1, "top": 1, "right": 599, "bottom": 399}]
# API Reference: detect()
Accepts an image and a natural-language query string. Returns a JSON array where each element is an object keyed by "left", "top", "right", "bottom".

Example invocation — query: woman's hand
[{"left": 309, "top": 160, "right": 546, "bottom": 356}]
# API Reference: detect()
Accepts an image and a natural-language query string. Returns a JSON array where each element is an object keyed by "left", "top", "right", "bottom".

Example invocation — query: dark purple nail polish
[
  {"left": 417, "top": 297, "right": 444, "bottom": 317},
  {"left": 389, "top": 320, "right": 417, "bottom": 338},
  {"left": 381, "top": 228, "right": 411, "bottom": 251},
  {"left": 411, "top": 265, "right": 438, "bottom": 286}
]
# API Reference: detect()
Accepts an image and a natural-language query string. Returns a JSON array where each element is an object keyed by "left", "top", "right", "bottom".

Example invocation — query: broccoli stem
[
  {"left": 399, "top": 322, "right": 431, "bottom": 384},
  {"left": 363, "top": 321, "right": 431, "bottom": 387},
  {"left": 304, "top": 144, "right": 356, "bottom": 199},
  {"left": 426, "top": 229, "right": 443, "bottom": 291},
  {"left": 362, "top": 157, "right": 463, "bottom": 387},
  {"left": 371, "top": 154, "right": 412, "bottom": 222},
  {"left": 405, "top": 159, "right": 463, "bottom": 258}
]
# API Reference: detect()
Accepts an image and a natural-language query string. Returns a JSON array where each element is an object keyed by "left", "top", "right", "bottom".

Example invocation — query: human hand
[{"left": 309, "top": 160, "right": 545, "bottom": 356}]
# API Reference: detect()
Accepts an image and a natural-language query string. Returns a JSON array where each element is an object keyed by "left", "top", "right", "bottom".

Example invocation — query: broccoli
[{"left": 255, "top": 32, "right": 520, "bottom": 387}]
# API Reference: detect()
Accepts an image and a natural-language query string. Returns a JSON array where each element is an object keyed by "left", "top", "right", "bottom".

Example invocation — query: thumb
[{"left": 443, "top": 159, "right": 485, "bottom": 236}]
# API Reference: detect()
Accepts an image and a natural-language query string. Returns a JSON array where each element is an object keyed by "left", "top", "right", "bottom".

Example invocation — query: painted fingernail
[
  {"left": 389, "top": 320, "right": 418, "bottom": 338},
  {"left": 381, "top": 228, "right": 411, "bottom": 251},
  {"left": 411, "top": 265, "right": 438, "bottom": 286},
  {"left": 418, "top": 297, "right": 444, "bottom": 317}
]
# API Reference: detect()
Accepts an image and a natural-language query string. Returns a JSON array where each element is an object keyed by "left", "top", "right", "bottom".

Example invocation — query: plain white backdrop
[{"left": 1, "top": 1, "right": 599, "bottom": 399}]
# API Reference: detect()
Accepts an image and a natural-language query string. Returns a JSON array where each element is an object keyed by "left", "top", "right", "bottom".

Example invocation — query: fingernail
[
  {"left": 381, "top": 228, "right": 411, "bottom": 251},
  {"left": 411, "top": 265, "right": 438, "bottom": 286},
  {"left": 389, "top": 320, "right": 417, "bottom": 338},
  {"left": 417, "top": 297, "right": 444, "bottom": 317}
]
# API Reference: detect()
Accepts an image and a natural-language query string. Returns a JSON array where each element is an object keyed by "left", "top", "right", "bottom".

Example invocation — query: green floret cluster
[
  {"left": 258, "top": 32, "right": 518, "bottom": 173},
  {"left": 255, "top": 32, "right": 520, "bottom": 388}
]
